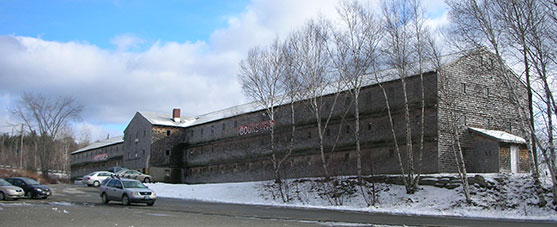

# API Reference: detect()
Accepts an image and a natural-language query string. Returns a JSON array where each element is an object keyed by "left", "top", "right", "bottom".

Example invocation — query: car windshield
[
  {"left": 22, "top": 178, "right": 40, "bottom": 185},
  {"left": 0, "top": 179, "right": 13, "bottom": 186},
  {"left": 122, "top": 181, "right": 147, "bottom": 189}
]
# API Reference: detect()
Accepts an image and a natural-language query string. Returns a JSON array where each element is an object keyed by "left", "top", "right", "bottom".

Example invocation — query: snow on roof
[
  {"left": 184, "top": 51, "right": 463, "bottom": 127},
  {"left": 138, "top": 50, "right": 470, "bottom": 129},
  {"left": 469, "top": 127, "right": 526, "bottom": 144},
  {"left": 138, "top": 111, "right": 197, "bottom": 127},
  {"left": 71, "top": 136, "right": 124, "bottom": 155}
]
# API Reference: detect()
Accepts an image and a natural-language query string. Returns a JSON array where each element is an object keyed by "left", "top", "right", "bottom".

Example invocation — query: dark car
[{"left": 5, "top": 177, "right": 52, "bottom": 199}]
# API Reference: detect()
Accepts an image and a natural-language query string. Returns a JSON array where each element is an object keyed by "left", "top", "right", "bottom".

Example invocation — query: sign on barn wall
[
  {"left": 94, "top": 153, "right": 108, "bottom": 161},
  {"left": 237, "top": 120, "right": 276, "bottom": 136}
]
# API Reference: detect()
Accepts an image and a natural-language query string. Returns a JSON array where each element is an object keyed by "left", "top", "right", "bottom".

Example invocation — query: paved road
[{"left": 1, "top": 184, "right": 556, "bottom": 227}]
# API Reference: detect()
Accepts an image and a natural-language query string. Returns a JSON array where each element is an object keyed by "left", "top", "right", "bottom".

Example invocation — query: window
[
  {"left": 368, "top": 122, "right": 372, "bottom": 131},
  {"left": 166, "top": 130, "right": 171, "bottom": 136},
  {"left": 166, "top": 149, "right": 170, "bottom": 156},
  {"left": 462, "top": 83, "right": 467, "bottom": 94}
]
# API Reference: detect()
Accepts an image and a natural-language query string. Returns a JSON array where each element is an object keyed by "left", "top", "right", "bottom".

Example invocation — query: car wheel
[
  {"left": 122, "top": 195, "right": 130, "bottom": 206},
  {"left": 101, "top": 193, "right": 110, "bottom": 204},
  {"left": 143, "top": 178, "right": 151, "bottom": 183},
  {"left": 25, "top": 192, "right": 33, "bottom": 199},
  {"left": 93, "top": 181, "right": 100, "bottom": 187},
  {"left": 146, "top": 201, "right": 154, "bottom": 206},
  {"left": 0, "top": 192, "right": 5, "bottom": 201}
]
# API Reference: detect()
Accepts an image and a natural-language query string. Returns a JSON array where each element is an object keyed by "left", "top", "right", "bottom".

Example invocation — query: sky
[{"left": 0, "top": 0, "right": 449, "bottom": 143}]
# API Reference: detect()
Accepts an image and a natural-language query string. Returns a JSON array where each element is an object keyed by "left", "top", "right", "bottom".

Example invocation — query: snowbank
[{"left": 146, "top": 174, "right": 557, "bottom": 221}]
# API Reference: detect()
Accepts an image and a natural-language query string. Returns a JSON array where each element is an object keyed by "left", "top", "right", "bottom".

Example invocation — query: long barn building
[{"left": 71, "top": 49, "right": 530, "bottom": 183}]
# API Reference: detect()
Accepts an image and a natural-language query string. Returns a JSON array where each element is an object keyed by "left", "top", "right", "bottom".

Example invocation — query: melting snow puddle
[
  {"left": 145, "top": 213, "right": 172, "bottom": 217},
  {"left": 0, "top": 202, "right": 34, "bottom": 207},
  {"left": 49, "top": 202, "right": 76, "bottom": 206}
]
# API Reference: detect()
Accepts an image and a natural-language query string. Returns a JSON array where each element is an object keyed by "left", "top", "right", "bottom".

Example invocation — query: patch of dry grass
[{"left": 0, "top": 168, "right": 67, "bottom": 184}]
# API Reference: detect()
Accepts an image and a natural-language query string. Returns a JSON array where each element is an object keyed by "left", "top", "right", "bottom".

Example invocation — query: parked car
[
  {"left": 115, "top": 169, "right": 153, "bottom": 183},
  {"left": 73, "top": 177, "right": 84, "bottom": 185},
  {"left": 99, "top": 177, "right": 156, "bottom": 206},
  {"left": 82, "top": 171, "right": 113, "bottom": 187},
  {"left": 0, "top": 178, "right": 24, "bottom": 200},
  {"left": 5, "top": 177, "right": 51, "bottom": 199},
  {"left": 107, "top": 166, "right": 127, "bottom": 173}
]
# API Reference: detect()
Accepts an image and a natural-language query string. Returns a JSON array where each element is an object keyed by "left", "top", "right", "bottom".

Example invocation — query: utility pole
[{"left": 20, "top": 124, "right": 24, "bottom": 169}]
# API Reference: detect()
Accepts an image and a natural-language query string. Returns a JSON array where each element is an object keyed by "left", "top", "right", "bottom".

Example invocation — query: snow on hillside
[{"left": 147, "top": 174, "right": 557, "bottom": 221}]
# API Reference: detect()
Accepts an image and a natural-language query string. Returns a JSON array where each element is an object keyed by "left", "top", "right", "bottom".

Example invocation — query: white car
[{"left": 82, "top": 171, "right": 113, "bottom": 187}]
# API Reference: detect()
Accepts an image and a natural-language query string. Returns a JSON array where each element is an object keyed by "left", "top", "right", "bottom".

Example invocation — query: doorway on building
[{"left": 510, "top": 145, "right": 518, "bottom": 173}]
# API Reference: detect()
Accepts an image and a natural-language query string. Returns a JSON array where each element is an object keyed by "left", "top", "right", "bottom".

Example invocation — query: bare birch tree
[
  {"left": 329, "top": 0, "right": 381, "bottom": 205},
  {"left": 238, "top": 38, "right": 290, "bottom": 201},
  {"left": 289, "top": 19, "right": 339, "bottom": 180},
  {"left": 380, "top": 0, "right": 420, "bottom": 194}
]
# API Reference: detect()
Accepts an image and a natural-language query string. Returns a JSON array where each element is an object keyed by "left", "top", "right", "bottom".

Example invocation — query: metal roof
[{"left": 71, "top": 136, "right": 124, "bottom": 155}]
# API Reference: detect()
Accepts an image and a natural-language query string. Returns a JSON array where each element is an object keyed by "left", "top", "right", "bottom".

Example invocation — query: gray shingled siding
[{"left": 436, "top": 51, "right": 529, "bottom": 173}]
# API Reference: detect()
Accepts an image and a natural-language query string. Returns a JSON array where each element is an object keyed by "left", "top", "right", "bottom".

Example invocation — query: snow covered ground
[{"left": 147, "top": 174, "right": 557, "bottom": 221}]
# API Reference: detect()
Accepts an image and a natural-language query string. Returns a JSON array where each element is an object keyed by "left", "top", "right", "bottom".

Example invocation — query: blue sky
[
  {"left": 0, "top": 0, "right": 250, "bottom": 50},
  {"left": 0, "top": 0, "right": 449, "bottom": 142}
]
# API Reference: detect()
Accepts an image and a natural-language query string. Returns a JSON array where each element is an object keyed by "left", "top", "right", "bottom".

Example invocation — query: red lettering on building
[
  {"left": 237, "top": 120, "right": 276, "bottom": 136},
  {"left": 94, "top": 153, "right": 109, "bottom": 161}
]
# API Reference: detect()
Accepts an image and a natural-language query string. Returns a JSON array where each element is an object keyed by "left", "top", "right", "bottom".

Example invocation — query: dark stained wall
[{"left": 180, "top": 72, "right": 440, "bottom": 183}]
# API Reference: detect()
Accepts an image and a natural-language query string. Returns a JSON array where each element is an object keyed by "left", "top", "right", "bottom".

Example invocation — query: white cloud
[
  {"left": 110, "top": 34, "right": 145, "bottom": 51},
  {"left": 0, "top": 0, "right": 448, "bottom": 142},
  {"left": 0, "top": 0, "right": 342, "bottom": 141}
]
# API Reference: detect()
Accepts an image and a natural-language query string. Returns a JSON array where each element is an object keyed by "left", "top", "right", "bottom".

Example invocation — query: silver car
[
  {"left": 0, "top": 178, "right": 24, "bottom": 200},
  {"left": 99, "top": 177, "right": 156, "bottom": 206},
  {"left": 82, "top": 171, "right": 113, "bottom": 187},
  {"left": 114, "top": 169, "right": 153, "bottom": 183}
]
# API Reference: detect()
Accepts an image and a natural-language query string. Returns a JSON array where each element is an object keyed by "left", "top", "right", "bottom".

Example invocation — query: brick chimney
[{"left": 172, "top": 108, "right": 181, "bottom": 122}]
